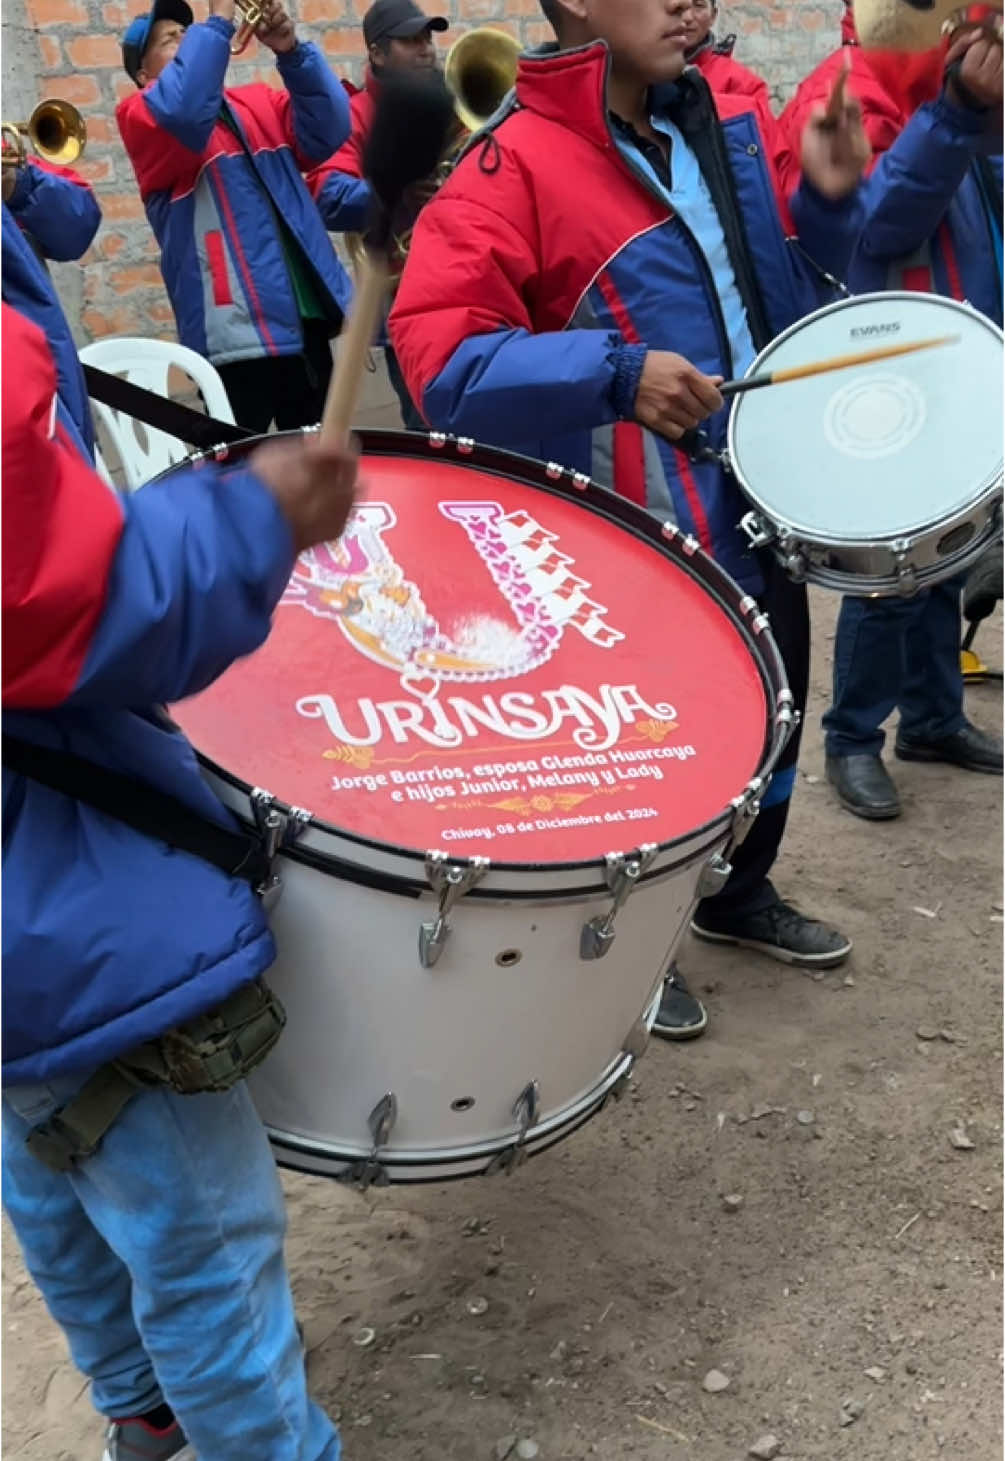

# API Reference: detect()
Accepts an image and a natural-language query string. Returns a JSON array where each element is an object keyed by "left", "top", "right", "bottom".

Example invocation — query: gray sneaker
[{"left": 102, "top": 1417, "right": 196, "bottom": 1461}]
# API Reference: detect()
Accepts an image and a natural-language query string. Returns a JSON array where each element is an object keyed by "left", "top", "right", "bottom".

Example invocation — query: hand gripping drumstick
[
  {"left": 719, "top": 334, "right": 960, "bottom": 399},
  {"left": 319, "top": 72, "right": 455, "bottom": 448}
]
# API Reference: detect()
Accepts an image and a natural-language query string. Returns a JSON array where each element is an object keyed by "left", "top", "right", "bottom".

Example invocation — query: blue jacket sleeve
[
  {"left": 6, "top": 164, "right": 101, "bottom": 262},
  {"left": 315, "top": 170, "right": 372, "bottom": 232},
  {"left": 856, "top": 94, "right": 996, "bottom": 263},
  {"left": 143, "top": 17, "right": 233, "bottom": 155},
  {"left": 276, "top": 41, "right": 351, "bottom": 165},
  {"left": 789, "top": 176, "right": 866, "bottom": 284},
  {"left": 70, "top": 468, "right": 296, "bottom": 708},
  {"left": 421, "top": 328, "right": 638, "bottom": 442},
  {"left": 390, "top": 194, "right": 642, "bottom": 438}
]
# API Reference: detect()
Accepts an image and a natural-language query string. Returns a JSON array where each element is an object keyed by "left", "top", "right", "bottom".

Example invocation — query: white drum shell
[
  {"left": 728, "top": 293, "right": 1004, "bottom": 596},
  {"left": 247, "top": 829, "right": 726, "bottom": 1182}
]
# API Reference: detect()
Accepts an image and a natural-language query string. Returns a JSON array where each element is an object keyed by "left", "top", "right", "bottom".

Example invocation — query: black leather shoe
[
  {"left": 691, "top": 898, "right": 852, "bottom": 969},
  {"left": 651, "top": 967, "right": 708, "bottom": 1041},
  {"left": 826, "top": 753, "right": 901, "bottom": 820},
  {"left": 895, "top": 720, "right": 1003, "bottom": 775}
]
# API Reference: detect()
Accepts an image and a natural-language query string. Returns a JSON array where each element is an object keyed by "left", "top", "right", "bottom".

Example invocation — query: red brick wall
[{"left": 18, "top": 0, "right": 839, "bottom": 342}]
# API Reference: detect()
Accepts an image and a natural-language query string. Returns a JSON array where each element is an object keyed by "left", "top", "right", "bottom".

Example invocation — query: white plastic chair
[{"left": 79, "top": 337, "right": 236, "bottom": 492}]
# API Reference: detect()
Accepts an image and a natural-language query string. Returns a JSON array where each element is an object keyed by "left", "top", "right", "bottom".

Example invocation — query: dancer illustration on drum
[
  {"left": 783, "top": 2, "right": 1003, "bottom": 821},
  {"left": 389, "top": 0, "right": 869, "bottom": 1037}
]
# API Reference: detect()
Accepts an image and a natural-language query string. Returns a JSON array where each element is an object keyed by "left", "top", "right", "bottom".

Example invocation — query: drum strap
[
  {"left": 2, "top": 734, "right": 273, "bottom": 889},
  {"left": 82, "top": 364, "right": 254, "bottom": 451},
  {"left": 24, "top": 980, "right": 286, "bottom": 1172},
  {"left": 5, "top": 734, "right": 291, "bottom": 1169}
]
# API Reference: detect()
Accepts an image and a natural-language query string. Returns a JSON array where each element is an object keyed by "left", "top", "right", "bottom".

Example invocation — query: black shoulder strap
[
  {"left": 83, "top": 364, "right": 254, "bottom": 452},
  {"left": 2, "top": 734, "right": 270, "bottom": 888}
]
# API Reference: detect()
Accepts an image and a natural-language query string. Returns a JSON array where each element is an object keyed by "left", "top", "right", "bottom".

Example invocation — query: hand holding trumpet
[
  {"left": 222, "top": 0, "right": 297, "bottom": 56},
  {"left": 253, "top": 0, "right": 297, "bottom": 55}
]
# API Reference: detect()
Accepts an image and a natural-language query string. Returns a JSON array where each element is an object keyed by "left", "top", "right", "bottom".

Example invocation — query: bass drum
[
  {"left": 729, "top": 292, "right": 1003, "bottom": 596},
  {"left": 167, "top": 430, "right": 792, "bottom": 1183}
]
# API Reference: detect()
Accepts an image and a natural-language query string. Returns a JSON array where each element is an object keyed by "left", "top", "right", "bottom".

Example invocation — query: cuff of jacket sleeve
[
  {"left": 277, "top": 40, "right": 312, "bottom": 70},
  {"left": 796, "top": 176, "right": 860, "bottom": 213},
  {"left": 204, "top": 13, "right": 235, "bottom": 38},
  {"left": 610, "top": 342, "right": 648, "bottom": 420},
  {"left": 932, "top": 89, "right": 994, "bottom": 131},
  {"left": 7, "top": 165, "right": 37, "bottom": 213}
]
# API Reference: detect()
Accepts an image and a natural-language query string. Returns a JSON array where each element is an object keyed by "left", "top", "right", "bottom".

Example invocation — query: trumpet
[
  {"left": 1, "top": 99, "right": 87, "bottom": 169},
  {"left": 443, "top": 26, "right": 520, "bottom": 134},
  {"left": 344, "top": 28, "right": 520, "bottom": 278},
  {"left": 231, "top": 0, "right": 265, "bottom": 55}
]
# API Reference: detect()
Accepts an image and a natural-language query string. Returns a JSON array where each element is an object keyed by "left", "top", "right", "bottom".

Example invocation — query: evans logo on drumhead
[{"left": 850, "top": 322, "right": 902, "bottom": 339}]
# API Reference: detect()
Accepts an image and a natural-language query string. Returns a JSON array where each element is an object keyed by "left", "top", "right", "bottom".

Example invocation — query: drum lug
[
  {"left": 579, "top": 844, "right": 659, "bottom": 960},
  {"left": 740, "top": 511, "right": 775, "bottom": 549},
  {"left": 729, "top": 781, "right": 764, "bottom": 848},
  {"left": 250, "top": 789, "right": 313, "bottom": 906},
  {"left": 696, "top": 852, "right": 733, "bottom": 900},
  {"left": 621, "top": 1014, "right": 650, "bottom": 1061},
  {"left": 486, "top": 1081, "right": 540, "bottom": 1175},
  {"left": 776, "top": 688, "right": 796, "bottom": 731},
  {"left": 783, "top": 551, "right": 808, "bottom": 583},
  {"left": 339, "top": 1092, "right": 398, "bottom": 1191},
  {"left": 419, "top": 852, "right": 489, "bottom": 968}
]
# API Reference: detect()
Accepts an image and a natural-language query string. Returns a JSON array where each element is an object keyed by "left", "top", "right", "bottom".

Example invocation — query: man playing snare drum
[{"left": 390, "top": 0, "right": 871, "bottom": 1037}]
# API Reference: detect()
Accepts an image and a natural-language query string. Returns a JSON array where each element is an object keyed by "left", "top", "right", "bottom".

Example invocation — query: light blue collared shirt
[{"left": 613, "top": 113, "right": 758, "bottom": 376}]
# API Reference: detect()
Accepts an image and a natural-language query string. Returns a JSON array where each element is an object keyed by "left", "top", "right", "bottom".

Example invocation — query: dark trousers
[
  {"left": 385, "top": 344, "right": 425, "bottom": 430},
  {"left": 822, "top": 577, "right": 966, "bottom": 759},
  {"left": 696, "top": 555, "right": 811, "bottom": 921},
  {"left": 218, "top": 321, "right": 334, "bottom": 435}
]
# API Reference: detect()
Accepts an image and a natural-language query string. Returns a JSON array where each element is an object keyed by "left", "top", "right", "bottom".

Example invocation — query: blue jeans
[
  {"left": 2, "top": 1077, "right": 340, "bottom": 1461},
  {"left": 823, "top": 577, "right": 966, "bottom": 759}
]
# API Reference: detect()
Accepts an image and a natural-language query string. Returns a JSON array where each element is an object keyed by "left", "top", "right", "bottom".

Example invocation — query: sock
[{"left": 137, "top": 1403, "right": 177, "bottom": 1432}]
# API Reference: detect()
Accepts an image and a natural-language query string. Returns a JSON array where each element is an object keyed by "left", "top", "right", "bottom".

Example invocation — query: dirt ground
[{"left": 4, "top": 364, "right": 1003, "bottom": 1461}]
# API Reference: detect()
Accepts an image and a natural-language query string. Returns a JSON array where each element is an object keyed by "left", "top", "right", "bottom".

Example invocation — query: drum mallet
[
  {"left": 720, "top": 334, "right": 959, "bottom": 398},
  {"left": 319, "top": 71, "right": 455, "bottom": 448}
]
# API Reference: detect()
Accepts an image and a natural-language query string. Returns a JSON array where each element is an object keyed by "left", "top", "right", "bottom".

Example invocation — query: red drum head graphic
[{"left": 173, "top": 450, "right": 771, "bottom": 865}]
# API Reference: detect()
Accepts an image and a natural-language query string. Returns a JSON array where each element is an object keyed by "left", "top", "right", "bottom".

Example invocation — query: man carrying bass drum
[
  {"left": 390, "top": 0, "right": 873, "bottom": 1039},
  {"left": 2, "top": 297, "right": 359, "bottom": 1461},
  {"left": 782, "top": 2, "right": 1003, "bottom": 823}
]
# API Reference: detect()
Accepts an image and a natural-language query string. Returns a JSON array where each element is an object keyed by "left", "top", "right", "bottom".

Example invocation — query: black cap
[
  {"left": 363, "top": 0, "right": 448, "bottom": 49},
  {"left": 122, "top": 0, "right": 193, "bottom": 82}
]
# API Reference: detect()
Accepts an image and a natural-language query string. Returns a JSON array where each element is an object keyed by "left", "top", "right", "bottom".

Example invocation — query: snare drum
[
  {"left": 168, "top": 431, "right": 791, "bottom": 1183},
  {"left": 729, "top": 292, "right": 1004, "bottom": 596}
]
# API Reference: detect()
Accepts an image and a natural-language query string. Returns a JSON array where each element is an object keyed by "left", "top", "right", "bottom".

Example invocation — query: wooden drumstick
[
  {"left": 319, "top": 71, "right": 454, "bottom": 449},
  {"left": 719, "top": 333, "right": 960, "bottom": 398}
]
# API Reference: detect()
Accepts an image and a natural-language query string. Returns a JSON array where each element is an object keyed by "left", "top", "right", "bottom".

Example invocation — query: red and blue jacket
[
  {"left": 389, "top": 42, "right": 865, "bottom": 593},
  {"left": 117, "top": 19, "right": 352, "bottom": 366},
  {"left": 306, "top": 66, "right": 377, "bottom": 233},
  {"left": 1, "top": 159, "right": 100, "bottom": 460},
  {"left": 2, "top": 303, "right": 296, "bottom": 1085},
  {"left": 688, "top": 32, "right": 775, "bottom": 119},
  {"left": 781, "top": 13, "right": 1003, "bottom": 325}
]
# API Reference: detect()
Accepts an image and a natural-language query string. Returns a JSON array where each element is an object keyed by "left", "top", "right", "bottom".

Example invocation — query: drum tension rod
[
  {"left": 249, "top": 788, "right": 311, "bottom": 907},
  {"left": 419, "top": 852, "right": 489, "bottom": 968},
  {"left": 339, "top": 1091, "right": 398, "bottom": 1191},
  {"left": 486, "top": 1081, "right": 540, "bottom": 1176},
  {"left": 580, "top": 844, "right": 658, "bottom": 961}
]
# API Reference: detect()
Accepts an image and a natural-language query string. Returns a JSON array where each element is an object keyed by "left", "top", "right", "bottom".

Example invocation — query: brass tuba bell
[
  {"left": 1, "top": 99, "right": 87, "bottom": 169},
  {"left": 443, "top": 26, "right": 520, "bottom": 133}
]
